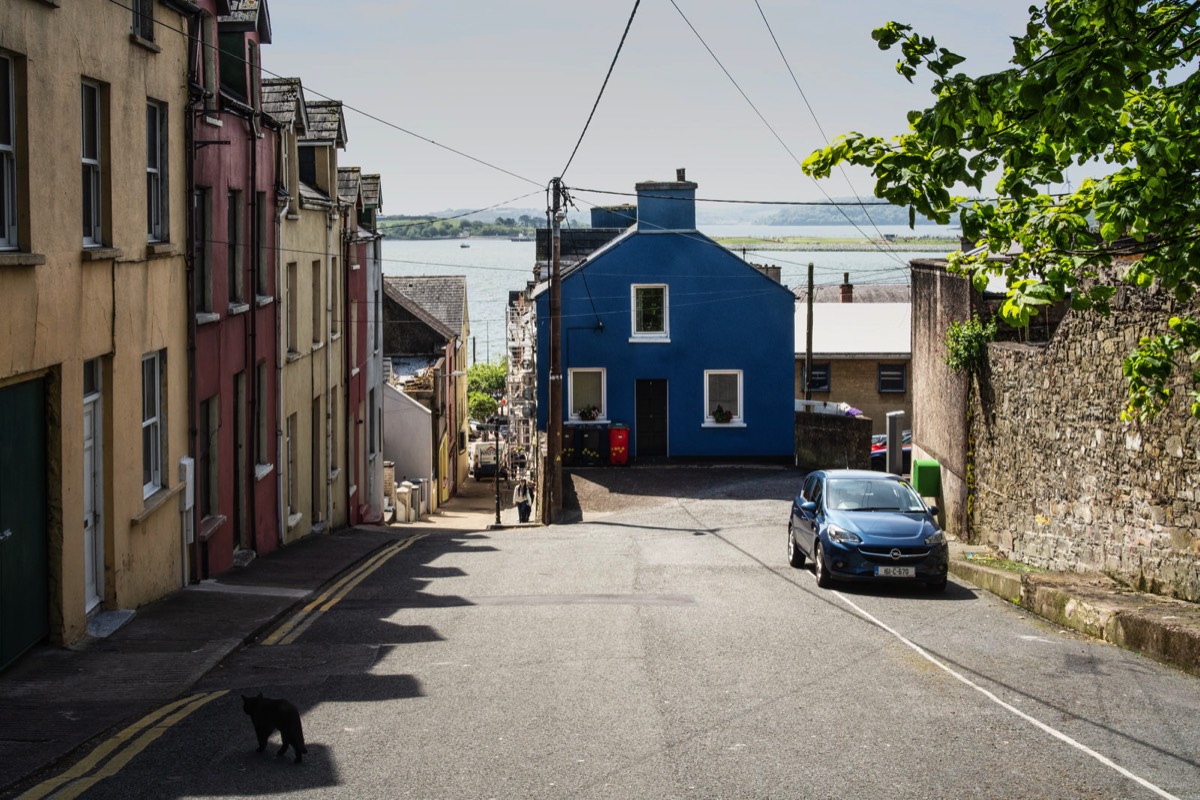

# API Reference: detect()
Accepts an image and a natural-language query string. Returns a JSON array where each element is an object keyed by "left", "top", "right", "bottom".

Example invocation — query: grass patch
[{"left": 964, "top": 553, "right": 1048, "bottom": 574}]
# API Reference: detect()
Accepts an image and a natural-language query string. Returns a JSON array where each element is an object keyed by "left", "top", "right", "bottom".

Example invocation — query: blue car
[{"left": 788, "top": 469, "right": 949, "bottom": 591}]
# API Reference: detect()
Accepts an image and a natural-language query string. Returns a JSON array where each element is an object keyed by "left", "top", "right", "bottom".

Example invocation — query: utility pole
[
  {"left": 547, "top": 178, "right": 564, "bottom": 523},
  {"left": 805, "top": 262, "right": 814, "bottom": 403}
]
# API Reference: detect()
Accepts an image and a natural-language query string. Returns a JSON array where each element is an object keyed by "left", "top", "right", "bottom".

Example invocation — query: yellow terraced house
[{"left": 0, "top": 0, "right": 193, "bottom": 666}]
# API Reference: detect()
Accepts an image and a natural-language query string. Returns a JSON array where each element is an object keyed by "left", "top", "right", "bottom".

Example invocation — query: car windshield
[{"left": 825, "top": 477, "right": 926, "bottom": 512}]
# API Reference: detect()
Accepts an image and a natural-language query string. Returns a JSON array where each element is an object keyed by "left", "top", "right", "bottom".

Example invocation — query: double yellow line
[
  {"left": 17, "top": 690, "right": 227, "bottom": 800},
  {"left": 260, "top": 534, "right": 427, "bottom": 646}
]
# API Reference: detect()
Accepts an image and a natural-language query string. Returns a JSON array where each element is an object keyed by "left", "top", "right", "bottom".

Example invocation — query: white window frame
[
  {"left": 141, "top": 351, "right": 163, "bottom": 498},
  {"left": 703, "top": 369, "right": 744, "bottom": 426},
  {"left": 0, "top": 53, "right": 16, "bottom": 250},
  {"left": 568, "top": 367, "right": 606, "bottom": 422},
  {"left": 81, "top": 80, "right": 103, "bottom": 247},
  {"left": 630, "top": 284, "right": 669, "bottom": 342},
  {"left": 146, "top": 100, "right": 166, "bottom": 242}
]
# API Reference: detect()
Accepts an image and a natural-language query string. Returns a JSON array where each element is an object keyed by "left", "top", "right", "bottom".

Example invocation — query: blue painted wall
[{"left": 535, "top": 229, "right": 796, "bottom": 459}]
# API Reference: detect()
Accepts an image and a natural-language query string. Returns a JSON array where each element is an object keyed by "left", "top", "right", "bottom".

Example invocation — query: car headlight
[
  {"left": 925, "top": 530, "right": 946, "bottom": 546},
  {"left": 827, "top": 524, "right": 862, "bottom": 544}
]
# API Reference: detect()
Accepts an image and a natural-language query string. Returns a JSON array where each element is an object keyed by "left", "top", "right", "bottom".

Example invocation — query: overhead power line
[
  {"left": 566, "top": 186, "right": 893, "bottom": 206},
  {"left": 560, "top": 0, "right": 642, "bottom": 180}
]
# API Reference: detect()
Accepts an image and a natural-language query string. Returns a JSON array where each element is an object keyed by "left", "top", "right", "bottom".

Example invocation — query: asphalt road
[{"left": 71, "top": 470, "right": 1200, "bottom": 799}]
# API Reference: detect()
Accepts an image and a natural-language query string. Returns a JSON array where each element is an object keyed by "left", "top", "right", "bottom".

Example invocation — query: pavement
[{"left": 1, "top": 470, "right": 1197, "bottom": 796}]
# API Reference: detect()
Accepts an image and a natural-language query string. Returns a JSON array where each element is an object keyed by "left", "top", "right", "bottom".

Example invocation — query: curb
[{"left": 949, "top": 556, "right": 1200, "bottom": 678}]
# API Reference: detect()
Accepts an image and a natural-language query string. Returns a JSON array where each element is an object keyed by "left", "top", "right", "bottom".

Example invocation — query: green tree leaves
[{"left": 805, "top": 0, "right": 1200, "bottom": 419}]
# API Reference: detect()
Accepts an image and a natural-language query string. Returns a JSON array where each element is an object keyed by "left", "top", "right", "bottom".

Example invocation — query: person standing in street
[{"left": 513, "top": 478, "right": 532, "bottom": 523}]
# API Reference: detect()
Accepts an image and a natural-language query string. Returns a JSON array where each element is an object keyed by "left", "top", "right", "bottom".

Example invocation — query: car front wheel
[
  {"left": 787, "top": 520, "right": 805, "bottom": 568},
  {"left": 813, "top": 541, "right": 832, "bottom": 588}
]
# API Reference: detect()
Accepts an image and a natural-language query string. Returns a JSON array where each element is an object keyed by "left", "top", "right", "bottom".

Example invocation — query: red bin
[{"left": 609, "top": 424, "right": 629, "bottom": 466}]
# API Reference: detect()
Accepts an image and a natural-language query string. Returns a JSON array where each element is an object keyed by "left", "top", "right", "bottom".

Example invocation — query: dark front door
[
  {"left": 0, "top": 378, "right": 49, "bottom": 669},
  {"left": 635, "top": 379, "right": 668, "bottom": 459}
]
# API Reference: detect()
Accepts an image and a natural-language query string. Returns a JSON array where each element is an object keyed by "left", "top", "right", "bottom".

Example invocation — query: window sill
[
  {"left": 83, "top": 247, "right": 123, "bottom": 262},
  {"left": 197, "top": 514, "right": 227, "bottom": 542},
  {"left": 129, "top": 33, "right": 161, "bottom": 53},
  {"left": 351, "top": 367, "right": 361, "bottom": 377},
  {"left": 132, "top": 483, "right": 184, "bottom": 527},
  {"left": 146, "top": 242, "right": 176, "bottom": 259},
  {"left": 331, "top": 332, "right": 342, "bottom": 342},
  {"left": 702, "top": 421, "right": 747, "bottom": 429},
  {"left": 568, "top": 418, "right": 608, "bottom": 425},
  {"left": 629, "top": 336, "right": 670, "bottom": 344},
  {"left": 351, "top": 263, "right": 360, "bottom": 271},
  {"left": 328, "top": 468, "right": 341, "bottom": 483},
  {"left": 255, "top": 463, "right": 274, "bottom": 481},
  {"left": 196, "top": 311, "right": 221, "bottom": 326},
  {"left": 312, "top": 340, "right": 325, "bottom": 351},
  {"left": 286, "top": 350, "right": 302, "bottom": 363},
  {"left": 287, "top": 512, "right": 303, "bottom": 530},
  {"left": 202, "top": 115, "right": 223, "bottom": 128},
  {"left": 0, "top": 251, "right": 46, "bottom": 267},
  {"left": 256, "top": 294, "right": 274, "bottom": 308},
  {"left": 228, "top": 302, "right": 250, "bottom": 316},
  {"left": 36, "top": 0, "right": 61, "bottom": 6},
  {"left": 349, "top": 483, "right": 358, "bottom": 497}
]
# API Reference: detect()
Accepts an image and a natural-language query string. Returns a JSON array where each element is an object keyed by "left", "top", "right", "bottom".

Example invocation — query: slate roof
[
  {"left": 361, "top": 174, "right": 382, "bottom": 211},
  {"left": 383, "top": 276, "right": 468, "bottom": 339},
  {"left": 337, "top": 167, "right": 361, "bottom": 207},
  {"left": 218, "top": 0, "right": 271, "bottom": 44},
  {"left": 794, "top": 302, "right": 911, "bottom": 357},
  {"left": 260, "top": 77, "right": 307, "bottom": 132},
  {"left": 301, "top": 101, "right": 347, "bottom": 147},
  {"left": 792, "top": 283, "right": 911, "bottom": 303}
]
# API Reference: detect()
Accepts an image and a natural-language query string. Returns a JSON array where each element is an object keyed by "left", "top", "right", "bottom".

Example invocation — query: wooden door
[{"left": 635, "top": 379, "right": 668, "bottom": 459}]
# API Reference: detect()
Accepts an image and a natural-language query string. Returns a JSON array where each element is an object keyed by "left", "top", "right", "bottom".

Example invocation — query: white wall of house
[{"left": 382, "top": 384, "right": 435, "bottom": 512}]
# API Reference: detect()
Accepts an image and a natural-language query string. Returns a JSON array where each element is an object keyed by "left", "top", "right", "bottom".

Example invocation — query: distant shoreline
[{"left": 715, "top": 237, "right": 960, "bottom": 253}]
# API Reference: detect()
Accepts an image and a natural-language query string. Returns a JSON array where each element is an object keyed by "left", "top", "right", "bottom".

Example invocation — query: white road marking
[{"left": 832, "top": 588, "right": 1182, "bottom": 800}]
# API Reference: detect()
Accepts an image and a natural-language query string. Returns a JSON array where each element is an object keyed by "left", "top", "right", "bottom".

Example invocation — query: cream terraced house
[{"left": 264, "top": 78, "right": 350, "bottom": 541}]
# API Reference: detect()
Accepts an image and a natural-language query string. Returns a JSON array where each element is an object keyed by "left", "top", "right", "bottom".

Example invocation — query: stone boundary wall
[
  {"left": 795, "top": 412, "right": 872, "bottom": 471},
  {"left": 970, "top": 286, "right": 1200, "bottom": 601}
]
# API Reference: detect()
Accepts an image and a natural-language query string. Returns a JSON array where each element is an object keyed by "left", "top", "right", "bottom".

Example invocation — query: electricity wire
[{"left": 560, "top": 0, "right": 641, "bottom": 180}]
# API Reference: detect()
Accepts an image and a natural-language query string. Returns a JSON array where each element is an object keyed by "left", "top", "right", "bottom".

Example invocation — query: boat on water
[{"left": 460, "top": 243, "right": 470, "bottom": 248}]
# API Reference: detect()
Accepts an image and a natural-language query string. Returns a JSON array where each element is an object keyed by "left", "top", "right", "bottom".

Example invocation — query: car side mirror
[
  {"left": 800, "top": 500, "right": 817, "bottom": 513},
  {"left": 926, "top": 504, "right": 939, "bottom": 516}
]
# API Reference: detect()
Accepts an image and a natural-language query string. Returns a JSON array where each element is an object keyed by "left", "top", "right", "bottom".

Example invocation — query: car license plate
[{"left": 876, "top": 565, "right": 915, "bottom": 578}]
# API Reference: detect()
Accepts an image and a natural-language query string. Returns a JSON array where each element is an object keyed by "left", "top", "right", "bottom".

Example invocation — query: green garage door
[{"left": 0, "top": 378, "right": 49, "bottom": 670}]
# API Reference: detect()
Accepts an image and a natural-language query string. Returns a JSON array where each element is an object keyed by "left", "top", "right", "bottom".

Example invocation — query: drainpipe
[
  {"left": 183, "top": 7, "right": 202, "bottom": 584},
  {"left": 325, "top": 207, "right": 335, "bottom": 527},
  {"left": 342, "top": 206, "right": 354, "bottom": 524},
  {"left": 247, "top": 113, "right": 258, "bottom": 554},
  {"left": 274, "top": 187, "right": 286, "bottom": 547}
]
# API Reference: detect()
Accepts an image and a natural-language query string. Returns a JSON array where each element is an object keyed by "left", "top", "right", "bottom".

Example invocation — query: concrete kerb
[{"left": 949, "top": 543, "right": 1200, "bottom": 678}]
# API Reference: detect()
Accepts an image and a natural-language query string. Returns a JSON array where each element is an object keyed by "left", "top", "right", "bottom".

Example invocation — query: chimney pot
[{"left": 840, "top": 273, "right": 854, "bottom": 303}]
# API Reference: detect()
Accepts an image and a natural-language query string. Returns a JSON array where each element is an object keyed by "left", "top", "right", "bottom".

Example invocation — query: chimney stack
[
  {"left": 840, "top": 272, "right": 854, "bottom": 303},
  {"left": 676, "top": 168, "right": 686, "bottom": 182}
]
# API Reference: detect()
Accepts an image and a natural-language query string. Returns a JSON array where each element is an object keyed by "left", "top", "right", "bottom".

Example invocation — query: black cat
[{"left": 242, "top": 693, "right": 307, "bottom": 764}]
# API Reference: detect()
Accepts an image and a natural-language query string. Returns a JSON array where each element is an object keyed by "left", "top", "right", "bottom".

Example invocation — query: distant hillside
[{"left": 386, "top": 198, "right": 939, "bottom": 228}]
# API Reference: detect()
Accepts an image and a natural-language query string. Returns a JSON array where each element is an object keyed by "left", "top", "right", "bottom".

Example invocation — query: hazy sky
[{"left": 260, "top": 1, "right": 1034, "bottom": 216}]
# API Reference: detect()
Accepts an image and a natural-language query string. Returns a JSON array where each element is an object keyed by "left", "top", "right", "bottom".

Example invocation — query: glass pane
[
  {"left": 81, "top": 85, "right": 98, "bottom": 160},
  {"left": 709, "top": 373, "right": 738, "bottom": 415},
  {"left": 142, "top": 357, "right": 155, "bottom": 421},
  {"left": 0, "top": 57, "right": 11, "bottom": 146},
  {"left": 572, "top": 371, "right": 601, "bottom": 413},
  {"left": 143, "top": 424, "right": 154, "bottom": 485},
  {"left": 81, "top": 167, "right": 93, "bottom": 239},
  {"left": 636, "top": 288, "right": 663, "bottom": 333}
]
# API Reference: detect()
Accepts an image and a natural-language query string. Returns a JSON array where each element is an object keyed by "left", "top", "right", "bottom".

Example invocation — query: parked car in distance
[
  {"left": 788, "top": 469, "right": 949, "bottom": 591},
  {"left": 870, "top": 429, "right": 911, "bottom": 473}
]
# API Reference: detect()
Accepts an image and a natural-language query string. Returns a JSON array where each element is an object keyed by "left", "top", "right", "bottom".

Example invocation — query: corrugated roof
[
  {"left": 260, "top": 77, "right": 306, "bottom": 131},
  {"left": 301, "top": 100, "right": 347, "bottom": 147},
  {"left": 361, "top": 174, "right": 382, "bottom": 211},
  {"left": 337, "top": 167, "right": 361, "bottom": 207},
  {"left": 383, "top": 276, "right": 468, "bottom": 339},
  {"left": 794, "top": 302, "right": 911, "bottom": 356}
]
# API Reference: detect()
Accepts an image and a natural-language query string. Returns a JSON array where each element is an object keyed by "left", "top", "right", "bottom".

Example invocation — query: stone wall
[
  {"left": 795, "top": 412, "right": 872, "bottom": 471},
  {"left": 970, "top": 286, "right": 1200, "bottom": 601}
]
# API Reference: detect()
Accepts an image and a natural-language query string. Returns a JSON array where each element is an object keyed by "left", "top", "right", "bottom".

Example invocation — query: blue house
[{"left": 534, "top": 172, "right": 796, "bottom": 460}]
